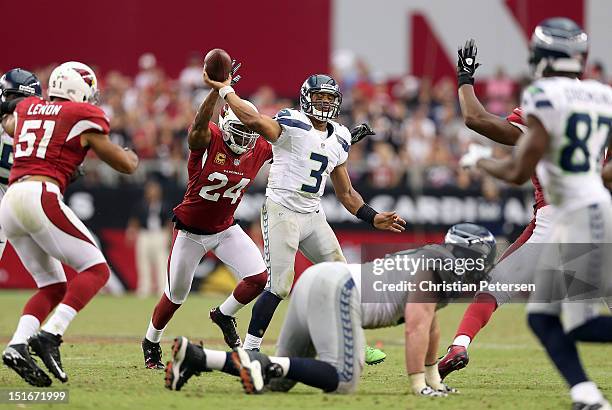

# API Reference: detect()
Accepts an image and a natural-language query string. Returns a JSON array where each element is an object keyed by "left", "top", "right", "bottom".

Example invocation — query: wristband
[
  {"left": 219, "top": 85, "right": 235, "bottom": 100},
  {"left": 409, "top": 372, "right": 427, "bottom": 395},
  {"left": 356, "top": 204, "right": 377, "bottom": 226},
  {"left": 457, "top": 72, "right": 474, "bottom": 88}
]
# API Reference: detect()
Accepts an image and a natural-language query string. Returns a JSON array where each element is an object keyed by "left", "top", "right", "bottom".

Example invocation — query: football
[{"left": 204, "top": 48, "right": 232, "bottom": 82}]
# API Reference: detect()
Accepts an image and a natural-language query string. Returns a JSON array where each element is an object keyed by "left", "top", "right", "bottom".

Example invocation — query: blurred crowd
[{"left": 25, "top": 53, "right": 608, "bottom": 196}]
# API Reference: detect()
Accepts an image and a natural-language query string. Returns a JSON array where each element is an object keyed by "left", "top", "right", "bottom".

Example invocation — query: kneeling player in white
[
  {"left": 141, "top": 63, "right": 273, "bottom": 368},
  {"left": 474, "top": 18, "right": 612, "bottom": 409},
  {"left": 203, "top": 71, "right": 405, "bottom": 364},
  {"left": 164, "top": 223, "right": 496, "bottom": 396}
]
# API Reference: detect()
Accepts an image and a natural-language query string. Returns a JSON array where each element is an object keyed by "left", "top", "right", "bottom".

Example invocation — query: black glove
[
  {"left": 350, "top": 123, "right": 375, "bottom": 145},
  {"left": 230, "top": 60, "right": 242, "bottom": 86},
  {"left": 457, "top": 39, "right": 481, "bottom": 88}
]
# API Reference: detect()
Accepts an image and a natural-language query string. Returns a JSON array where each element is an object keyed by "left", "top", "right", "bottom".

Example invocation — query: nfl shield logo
[{"left": 234, "top": 159, "right": 240, "bottom": 166}]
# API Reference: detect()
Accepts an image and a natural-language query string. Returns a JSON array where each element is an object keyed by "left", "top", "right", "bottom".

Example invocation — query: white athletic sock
[
  {"left": 452, "top": 335, "right": 471, "bottom": 349},
  {"left": 219, "top": 295, "right": 244, "bottom": 317},
  {"left": 269, "top": 356, "right": 290, "bottom": 377},
  {"left": 9, "top": 315, "right": 40, "bottom": 345},
  {"left": 41, "top": 304, "right": 77, "bottom": 336},
  {"left": 571, "top": 381, "right": 604, "bottom": 405},
  {"left": 204, "top": 349, "right": 227, "bottom": 370},
  {"left": 145, "top": 320, "right": 165, "bottom": 343},
  {"left": 243, "top": 334, "right": 263, "bottom": 350}
]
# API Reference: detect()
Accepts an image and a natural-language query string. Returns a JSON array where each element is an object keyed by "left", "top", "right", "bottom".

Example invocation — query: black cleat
[
  {"left": 572, "top": 400, "right": 612, "bottom": 410},
  {"left": 2, "top": 344, "right": 52, "bottom": 387},
  {"left": 210, "top": 307, "right": 241, "bottom": 348},
  {"left": 231, "top": 347, "right": 275, "bottom": 394},
  {"left": 165, "top": 336, "right": 209, "bottom": 391},
  {"left": 142, "top": 338, "right": 164, "bottom": 369},
  {"left": 29, "top": 331, "right": 67, "bottom": 383}
]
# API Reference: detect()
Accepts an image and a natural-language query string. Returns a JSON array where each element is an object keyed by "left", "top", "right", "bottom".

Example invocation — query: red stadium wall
[{"left": 3, "top": 0, "right": 330, "bottom": 96}]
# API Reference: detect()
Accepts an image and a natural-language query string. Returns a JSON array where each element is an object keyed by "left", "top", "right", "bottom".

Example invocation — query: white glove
[{"left": 459, "top": 143, "right": 493, "bottom": 169}]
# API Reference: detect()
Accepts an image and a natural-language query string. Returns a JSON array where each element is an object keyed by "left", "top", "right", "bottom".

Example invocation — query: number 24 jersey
[
  {"left": 522, "top": 77, "right": 612, "bottom": 210},
  {"left": 173, "top": 122, "right": 273, "bottom": 234}
]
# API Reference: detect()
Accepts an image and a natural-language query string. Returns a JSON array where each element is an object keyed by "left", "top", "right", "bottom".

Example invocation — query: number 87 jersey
[
  {"left": 522, "top": 77, "right": 612, "bottom": 210},
  {"left": 173, "top": 122, "right": 273, "bottom": 234}
]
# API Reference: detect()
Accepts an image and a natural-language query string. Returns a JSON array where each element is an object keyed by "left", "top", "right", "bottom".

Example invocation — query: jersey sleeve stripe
[
  {"left": 66, "top": 120, "right": 104, "bottom": 142},
  {"left": 276, "top": 117, "right": 312, "bottom": 131},
  {"left": 535, "top": 100, "right": 553, "bottom": 108}
]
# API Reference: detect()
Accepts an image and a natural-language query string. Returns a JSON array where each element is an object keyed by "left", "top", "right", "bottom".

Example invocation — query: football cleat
[
  {"left": 210, "top": 307, "right": 241, "bottom": 348},
  {"left": 142, "top": 338, "right": 164, "bottom": 369},
  {"left": 365, "top": 345, "right": 386, "bottom": 366},
  {"left": 2, "top": 344, "right": 52, "bottom": 387},
  {"left": 231, "top": 347, "right": 272, "bottom": 394},
  {"left": 165, "top": 336, "right": 208, "bottom": 391},
  {"left": 417, "top": 386, "right": 448, "bottom": 398},
  {"left": 437, "top": 383, "right": 459, "bottom": 394},
  {"left": 29, "top": 331, "right": 67, "bottom": 383},
  {"left": 438, "top": 345, "right": 469, "bottom": 380},
  {"left": 572, "top": 400, "right": 612, "bottom": 410}
]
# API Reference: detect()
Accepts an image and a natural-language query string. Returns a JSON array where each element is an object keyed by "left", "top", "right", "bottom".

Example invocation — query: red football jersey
[
  {"left": 10, "top": 96, "right": 110, "bottom": 193},
  {"left": 506, "top": 107, "right": 546, "bottom": 211},
  {"left": 173, "top": 122, "right": 273, "bottom": 234}
]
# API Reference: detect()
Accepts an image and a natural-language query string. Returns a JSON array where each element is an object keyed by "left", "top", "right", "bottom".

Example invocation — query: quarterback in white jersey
[
  {"left": 0, "top": 69, "right": 43, "bottom": 258},
  {"left": 204, "top": 70, "right": 405, "bottom": 355},
  {"left": 163, "top": 223, "right": 495, "bottom": 397},
  {"left": 474, "top": 17, "right": 612, "bottom": 409}
]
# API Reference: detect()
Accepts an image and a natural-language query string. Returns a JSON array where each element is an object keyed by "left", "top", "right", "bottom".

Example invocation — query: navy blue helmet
[
  {"left": 299, "top": 74, "right": 342, "bottom": 122},
  {"left": 529, "top": 17, "right": 588, "bottom": 78},
  {"left": 445, "top": 223, "right": 497, "bottom": 278},
  {"left": 0, "top": 68, "right": 42, "bottom": 102}
]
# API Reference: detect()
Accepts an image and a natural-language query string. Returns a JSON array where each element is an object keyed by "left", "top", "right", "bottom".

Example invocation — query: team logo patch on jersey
[
  {"left": 214, "top": 152, "right": 226, "bottom": 165},
  {"left": 234, "top": 159, "right": 240, "bottom": 166}
]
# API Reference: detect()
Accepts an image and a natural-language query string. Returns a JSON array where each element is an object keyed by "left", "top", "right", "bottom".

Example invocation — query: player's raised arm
[
  {"left": 457, "top": 39, "right": 522, "bottom": 145},
  {"left": 188, "top": 89, "right": 220, "bottom": 150},
  {"left": 476, "top": 114, "right": 549, "bottom": 184},
  {"left": 82, "top": 132, "right": 139, "bottom": 174},
  {"left": 203, "top": 70, "right": 282, "bottom": 143},
  {"left": 330, "top": 163, "right": 406, "bottom": 232}
]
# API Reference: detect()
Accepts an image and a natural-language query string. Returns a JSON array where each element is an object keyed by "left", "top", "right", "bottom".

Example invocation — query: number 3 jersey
[
  {"left": 173, "top": 122, "right": 272, "bottom": 234},
  {"left": 266, "top": 108, "right": 351, "bottom": 213},
  {"left": 10, "top": 96, "right": 110, "bottom": 193},
  {"left": 522, "top": 77, "right": 612, "bottom": 211}
]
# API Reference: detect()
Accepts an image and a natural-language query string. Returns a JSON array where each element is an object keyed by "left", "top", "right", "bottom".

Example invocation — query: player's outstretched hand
[
  {"left": 374, "top": 212, "right": 406, "bottom": 233},
  {"left": 457, "top": 38, "right": 481, "bottom": 87},
  {"left": 203, "top": 67, "right": 232, "bottom": 90},
  {"left": 350, "top": 123, "right": 375, "bottom": 145},
  {"left": 459, "top": 143, "right": 492, "bottom": 169}
]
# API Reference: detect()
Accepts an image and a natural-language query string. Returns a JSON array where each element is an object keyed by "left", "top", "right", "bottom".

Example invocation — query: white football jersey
[
  {"left": 0, "top": 127, "right": 12, "bottom": 190},
  {"left": 266, "top": 108, "right": 351, "bottom": 213},
  {"left": 522, "top": 77, "right": 612, "bottom": 211}
]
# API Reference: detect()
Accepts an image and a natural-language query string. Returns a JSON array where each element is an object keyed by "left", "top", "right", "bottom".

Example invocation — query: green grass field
[{"left": 1, "top": 291, "right": 611, "bottom": 409}]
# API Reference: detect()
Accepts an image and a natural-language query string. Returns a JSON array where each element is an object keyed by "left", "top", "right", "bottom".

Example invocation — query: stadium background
[{"left": 1, "top": 0, "right": 608, "bottom": 292}]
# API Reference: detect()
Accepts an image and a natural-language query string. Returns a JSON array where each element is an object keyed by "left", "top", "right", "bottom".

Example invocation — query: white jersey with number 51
[
  {"left": 266, "top": 108, "right": 352, "bottom": 213},
  {"left": 522, "top": 77, "right": 612, "bottom": 211}
]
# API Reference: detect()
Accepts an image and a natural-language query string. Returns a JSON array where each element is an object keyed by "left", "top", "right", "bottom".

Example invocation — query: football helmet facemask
[
  {"left": 299, "top": 74, "right": 342, "bottom": 122},
  {"left": 219, "top": 101, "right": 259, "bottom": 155}
]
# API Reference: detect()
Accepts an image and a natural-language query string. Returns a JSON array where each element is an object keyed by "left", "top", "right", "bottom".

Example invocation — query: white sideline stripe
[{"left": 66, "top": 120, "right": 104, "bottom": 142}]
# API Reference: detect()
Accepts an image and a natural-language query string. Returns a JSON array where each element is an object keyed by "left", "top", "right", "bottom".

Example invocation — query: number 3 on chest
[{"left": 199, "top": 171, "right": 250, "bottom": 204}]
